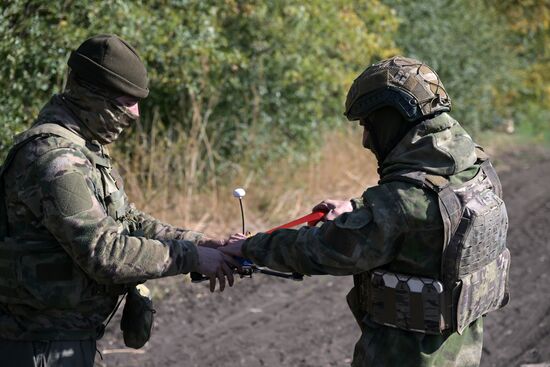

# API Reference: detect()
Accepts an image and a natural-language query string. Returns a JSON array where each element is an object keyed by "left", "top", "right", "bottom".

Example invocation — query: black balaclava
[{"left": 364, "top": 106, "right": 414, "bottom": 164}]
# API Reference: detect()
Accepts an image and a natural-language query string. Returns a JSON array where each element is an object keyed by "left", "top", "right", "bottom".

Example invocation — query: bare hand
[
  {"left": 312, "top": 199, "right": 353, "bottom": 221},
  {"left": 196, "top": 247, "right": 240, "bottom": 292},
  {"left": 219, "top": 233, "right": 247, "bottom": 258}
]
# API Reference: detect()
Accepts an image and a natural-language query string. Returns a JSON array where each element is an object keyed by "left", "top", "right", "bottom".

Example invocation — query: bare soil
[{"left": 97, "top": 145, "right": 550, "bottom": 367}]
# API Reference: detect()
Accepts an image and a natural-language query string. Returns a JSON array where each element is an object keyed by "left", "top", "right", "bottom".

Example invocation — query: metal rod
[
  {"left": 257, "top": 268, "right": 303, "bottom": 280},
  {"left": 239, "top": 198, "right": 245, "bottom": 234}
]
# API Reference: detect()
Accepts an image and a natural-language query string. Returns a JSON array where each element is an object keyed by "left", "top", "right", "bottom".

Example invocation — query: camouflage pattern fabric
[
  {"left": 243, "top": 113, "right": 492, "bottom": 366},
  {"left": 61, "top": 73, "right": 136, "bottom": 145},
  {"left": 344, "top": 56, "right": 451, "bottom": 122},
  {"left": 364, "top": 158, "right": 510, "bottom": 335},
  {"left": 456, "top": 249, "right": 510, "bottom": 333},
  {"left": 0, "top": 94, "right": 204, "bottom": 340}
]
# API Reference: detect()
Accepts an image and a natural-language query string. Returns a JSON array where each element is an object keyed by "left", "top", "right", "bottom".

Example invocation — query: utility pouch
[
  {"left": 455, "top": 248, "right": 510, "bottom": 333},
  {"left": 120, "top": 284, "right": 155, "bottom": 349},
  {"left": 363, "top": 270, "right": 450, "bottom": 334}
]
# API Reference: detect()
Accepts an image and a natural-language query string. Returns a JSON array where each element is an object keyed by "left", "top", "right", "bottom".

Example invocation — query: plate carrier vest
[{"left": 356, "top": 153, "right": 510, "bottom": 334}]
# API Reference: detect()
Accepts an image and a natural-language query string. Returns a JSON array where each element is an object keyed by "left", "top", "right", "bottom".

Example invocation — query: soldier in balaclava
[
  {"left": 0, "top": 35, "right": 238, "bottom": 366},
  {"left": 222, "top": 56, "right": 510, "bottom": 366}
]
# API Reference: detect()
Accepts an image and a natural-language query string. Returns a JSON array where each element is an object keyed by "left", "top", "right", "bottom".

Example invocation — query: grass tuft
[{"left": 117, "top": 125, "right": 379, "bottom": 238}]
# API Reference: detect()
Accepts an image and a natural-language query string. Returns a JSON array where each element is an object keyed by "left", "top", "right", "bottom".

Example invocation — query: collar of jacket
[
  {"left": 33, "top": 95, "right": 110, "bottom": 157},
  {"left": 378, "top": 113, "right": 477, "bottom": 179}
]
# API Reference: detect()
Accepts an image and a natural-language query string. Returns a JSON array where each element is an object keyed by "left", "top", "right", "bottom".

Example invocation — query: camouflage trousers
[
  {"left": 347, "top": 286, "right": 484, "bottom": 367},
  {"left": 0, "top": 338, "right": 96, "bottom": 367}
]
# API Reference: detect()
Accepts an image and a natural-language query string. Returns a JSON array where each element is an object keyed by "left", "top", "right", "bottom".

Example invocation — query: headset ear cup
[{"left": 120, "top": 284, "right": 155, "bottom": 349}]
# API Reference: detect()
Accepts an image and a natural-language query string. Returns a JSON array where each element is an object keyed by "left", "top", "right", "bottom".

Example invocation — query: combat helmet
[
  {"left": 68, "top": 34, "right": 149, "bottom": 98},
  {"left": 344, "top": 56, "right": 450, "bottom": 122}
]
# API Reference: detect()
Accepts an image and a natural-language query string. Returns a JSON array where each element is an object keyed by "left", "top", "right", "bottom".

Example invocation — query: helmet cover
[{"left": 345, "top": 56, "right": 451, "bottom": 122}]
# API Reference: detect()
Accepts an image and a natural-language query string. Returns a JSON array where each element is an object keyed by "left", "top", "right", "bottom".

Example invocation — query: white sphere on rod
[{"left": 233, "top": 188, "right": 246, "bottom": 198}]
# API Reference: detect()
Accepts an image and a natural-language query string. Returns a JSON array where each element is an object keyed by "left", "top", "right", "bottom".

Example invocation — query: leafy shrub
[
  {"left": 381, "top": 0, "right": 518, "bottom": 133},
  {"left": 1, "top": 0, "right": 398, "bottom": 187}
]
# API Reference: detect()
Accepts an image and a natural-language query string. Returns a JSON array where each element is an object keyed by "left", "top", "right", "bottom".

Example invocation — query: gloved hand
[
  {"left": 312, "top": 199, "right": 353, "bottom": 221},
  {"left": 219, "top": 233, "right": 247, "bottom": 258},
  {"left": 196, "top": 246, "right": 240, "bottom": 292}
]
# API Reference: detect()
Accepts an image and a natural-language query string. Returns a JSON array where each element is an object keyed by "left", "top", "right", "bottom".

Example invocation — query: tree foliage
[
  {"left": 1, "top": 0, "right": 548, "bottom": 189},
  {"left": 381, "top": 0, "right": 518, "bottom": 132},
  {"left": 382, "top": 0, "right": 549, "bottom": 138},
  {"left": 1, "top": 0, "right": 398, "bottom": 174},
  {"left": 489, "top": 0, "right": 550, "bottom": 140}
]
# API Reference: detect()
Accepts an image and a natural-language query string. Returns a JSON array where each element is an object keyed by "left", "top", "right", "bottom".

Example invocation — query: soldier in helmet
[
  {"left": 0, "top": 34, "right": 239, "bottom": 366},
  {"left": 223, "top": 56, "right": 510, "bottom": 366}
]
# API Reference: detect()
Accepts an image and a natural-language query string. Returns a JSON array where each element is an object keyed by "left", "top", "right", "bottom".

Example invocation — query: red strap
[{"left": 265, "top": 211, "right": 326, "bottom": 234}]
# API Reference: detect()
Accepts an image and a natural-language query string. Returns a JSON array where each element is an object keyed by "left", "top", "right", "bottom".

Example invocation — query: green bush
[
  {"left": 5, "top": 0, "right": 545, "bottom": 188},
  {"left": 1, "top": 0, "right": 398, "bottom": 184},
  {"left": 381, "top": 0, "right": 518, "bottom": 134}
]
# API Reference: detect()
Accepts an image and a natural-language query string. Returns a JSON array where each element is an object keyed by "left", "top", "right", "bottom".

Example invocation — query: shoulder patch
[{"left": 50, "top": 172, "right": 93, "bottom": 217}]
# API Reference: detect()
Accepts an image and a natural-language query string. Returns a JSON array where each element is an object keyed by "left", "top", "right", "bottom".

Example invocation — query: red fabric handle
[{"left": 265, "top": 211, "right": 326, "bottom": 234}]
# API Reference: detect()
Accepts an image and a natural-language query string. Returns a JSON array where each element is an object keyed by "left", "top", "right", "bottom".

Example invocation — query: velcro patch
[{"left": 50, "top": 172, "right": 93, "bottom": 216}]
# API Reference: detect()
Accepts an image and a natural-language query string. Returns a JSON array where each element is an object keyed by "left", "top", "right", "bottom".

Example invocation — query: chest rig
[
  {"left": 0, "top": 123, "right": 127, "bottom": 312},
  {"left": 357, "top": 155, "right": 510, "bottom": 334}
]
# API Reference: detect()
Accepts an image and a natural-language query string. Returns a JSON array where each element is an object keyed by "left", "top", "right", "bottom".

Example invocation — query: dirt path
[
  {"left": 481, "top": 148, "right": 550, "bottom": 367},
  {"left": 98, "top": 147, "right": 550, "bottom": 367}
]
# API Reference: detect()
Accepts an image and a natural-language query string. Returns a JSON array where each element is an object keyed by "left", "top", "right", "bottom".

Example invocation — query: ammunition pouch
[
  {"left": 360, "top": 270, "right": 450, "bottom": 334},
  {"left": 120, "top": 284, "right": 155, "bottom": 349},
  {"left": 358, "top": 155, "right": 510, "bottom": 334},
  {"left": 359, "top": 247, "right": 510, "bottom": 335}
]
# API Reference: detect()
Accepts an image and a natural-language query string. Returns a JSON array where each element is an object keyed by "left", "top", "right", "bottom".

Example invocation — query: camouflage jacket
[
  {"left": 0, "top": 96, "right": 203, "bottom": 340},
  {"left": 243, "top": 113, "right": 492, "bottom": 366}
]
